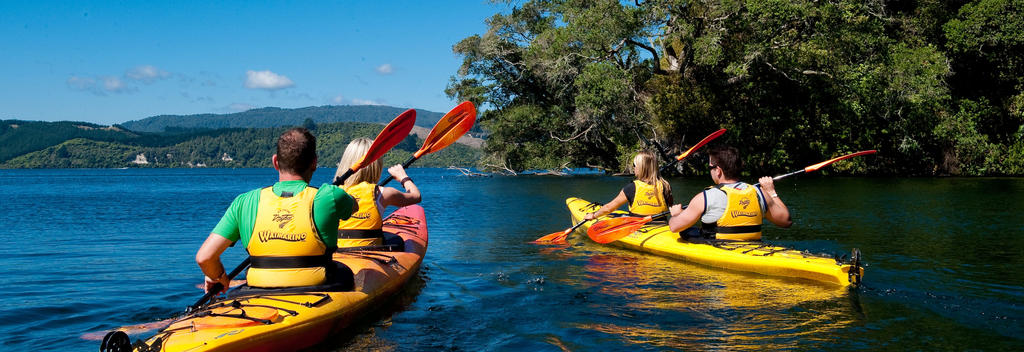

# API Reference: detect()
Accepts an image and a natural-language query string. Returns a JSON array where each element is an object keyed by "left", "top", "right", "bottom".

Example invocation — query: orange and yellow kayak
[{"left": 110, "top": 205, "right": 428, "bottom": 352}]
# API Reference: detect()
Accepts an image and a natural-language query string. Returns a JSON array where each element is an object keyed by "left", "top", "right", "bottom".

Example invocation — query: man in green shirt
[{"left": 196, "top": 127, "right": 357, "bottom": 292}]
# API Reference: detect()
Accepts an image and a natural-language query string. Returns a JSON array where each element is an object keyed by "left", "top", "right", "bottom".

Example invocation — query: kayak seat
[
  {"left": 382, "top": 232, "right": 405, "bottom": 252},
  {"left": 226, "top": 261, "right": 355, "bottom": 297}
]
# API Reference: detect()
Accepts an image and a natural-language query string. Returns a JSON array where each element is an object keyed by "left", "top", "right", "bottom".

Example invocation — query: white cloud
[
  {"left": 244, "top": 70, "right": 294, "bottom": 90},
  {"left": 102, "top": 76, "right": 129, "bottom": 92},
  {"left": 66, "top": 75, "right": 134, "bottom": 94},
  {"left": 126, "top": 65, "right": 170, "bottom": 83},
  {"left": 351, "top": 98, "right": 381, "bottom": 105},
  {"left": 67, "top": 76, "right": 96, "bottom": 91},
  {"left": 331, "top": 95, "right": 344, "bottom": 104},
  {"left": 375, "top": 64, "right": 394, "bottom": 75}
]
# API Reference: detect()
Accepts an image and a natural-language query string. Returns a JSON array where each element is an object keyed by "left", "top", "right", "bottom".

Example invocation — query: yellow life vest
[
  {"left": 246, "top": 186, "right": 329, "bottom": 288},
  {"left": 714, "top": 184, "right": 763, "bottom": 240},
  {"left": 337, "top": 181, "right": 384, "bottom": 248},
  {"left": 628, "top": 180, "right": 669, "bottom": 216}
]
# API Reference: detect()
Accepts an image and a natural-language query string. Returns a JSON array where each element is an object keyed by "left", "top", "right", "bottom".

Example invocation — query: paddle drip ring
[{"left": 100, "top": 330, "right": 132, "bottom": 352}]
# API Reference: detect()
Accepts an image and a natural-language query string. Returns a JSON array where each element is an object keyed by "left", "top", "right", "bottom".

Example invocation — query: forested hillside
[
  {"left": 0, "top": 120, "right": 139, "bottom": 162},
  {"left": 119, "top": 105, "right": 448, "bottom": 133},
  {"left": 0, "top": 121, "right": 481, "bottom": 169},
  {"left": 447, "top": 0, "right": 1024, "bottom": 176}
]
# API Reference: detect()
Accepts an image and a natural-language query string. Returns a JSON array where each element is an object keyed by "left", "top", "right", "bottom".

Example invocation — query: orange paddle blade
[
  {"left": 587, "top": 216, "right": 652, "bottom": 244},
  {"left": 531, "top": 228, "right": 572, "bottom": 244},
  {"left": 350, "top": 109, "right": 416, "bottom": 170},
  {"left": 676, "top": 128, "right": 727, "bottom": 160},
  {"left": 414, "top": 101, "right": 477, "bottom": 158},
  {"left": 804, "top": 150, "right": 877, "bottom": 173},
  {"left": 532, "top": 219, "right": 587, "bottom": 244}
]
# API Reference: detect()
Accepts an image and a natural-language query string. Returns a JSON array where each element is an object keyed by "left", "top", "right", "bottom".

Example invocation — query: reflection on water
[{"left": 571, "top": 252, "right": 855, "bottom": 350}]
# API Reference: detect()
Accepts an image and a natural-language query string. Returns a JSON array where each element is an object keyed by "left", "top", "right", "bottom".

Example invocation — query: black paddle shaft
[
  {"left": 378, "top": 154, "right": 419, "bottom": 187},
  {"left": 188, "top": 255, "right": 251, "bottom": 312}
]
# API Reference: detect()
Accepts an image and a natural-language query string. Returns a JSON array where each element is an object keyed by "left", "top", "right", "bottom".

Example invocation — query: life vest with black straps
[
  {"left": 337, "top": 181, "right": 384, "bottom": 247},
  {"left": 626, "top": 180, "right": 669, "bottom": 216},
  {"left": 246, "top": 185, "right": 330, "bottom": 288},
  {"left": 701, "top": 183, "right": 764, "bottom": 240}
]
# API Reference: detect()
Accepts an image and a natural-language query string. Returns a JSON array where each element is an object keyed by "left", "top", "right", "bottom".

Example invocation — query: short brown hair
[
  {"left": 276, "top": 127, "right": 317, "bottom": 174},
  {"left": 709, "top": 145, "right": 742, "bottom": 179}
]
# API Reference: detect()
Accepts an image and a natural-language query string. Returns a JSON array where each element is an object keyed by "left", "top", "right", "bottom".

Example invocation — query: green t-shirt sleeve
[
  {"left": 211, "top": 189, "right": 261, "bottom": 244},
  {"left": 313, "top": 183, "right": 356, "bottom": 246},
  {"left": 211, "top": 196, "right": 243, "bottom": 242}
]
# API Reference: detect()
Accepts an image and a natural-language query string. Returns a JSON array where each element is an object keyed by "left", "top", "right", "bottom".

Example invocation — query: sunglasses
[{"left": 709, "top": 163, "right": 718, "bottom": 170}]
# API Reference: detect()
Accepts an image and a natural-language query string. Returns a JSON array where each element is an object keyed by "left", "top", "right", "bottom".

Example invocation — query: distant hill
[
  {"left": 1, "top": 121, "right": 481, "bottom": 169},
  {"left": 120, "top": 105, "right": 447, "bottom": 133},
  {"left": 1, "top": 104, "right": 487, "bottom": 168},
  {"left": 0, "top": 120, "right": 140, "bottom": 162}
]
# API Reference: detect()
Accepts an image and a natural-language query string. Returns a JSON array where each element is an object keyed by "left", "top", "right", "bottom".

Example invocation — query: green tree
[{"left": 449, "top": 0, "right": 1021, "bottom": 176}]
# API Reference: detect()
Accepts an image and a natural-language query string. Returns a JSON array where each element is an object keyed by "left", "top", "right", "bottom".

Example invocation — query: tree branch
[
  {"left": 801, "top": 70, "right": 834, "bottom": 79},
  {"left": 627, "top": 39, "right": 668, "bottom": 75},
  {"left": 764, "top": 61, "right": 795, "bottom": 82},
  {"left": 551, "top": 124, "right": 594, "bottom": 142}
]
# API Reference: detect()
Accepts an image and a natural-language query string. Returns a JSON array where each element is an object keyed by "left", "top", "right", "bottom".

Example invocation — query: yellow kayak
[
  {"left": 102, "top": 205, "right": 428, "bottom": 352},
  {"left": 567, "top": 197, "right": 863, "bottom": 287}
]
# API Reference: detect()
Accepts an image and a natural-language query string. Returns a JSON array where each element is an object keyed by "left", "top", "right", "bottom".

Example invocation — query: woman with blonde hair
[
  {"left": 335, "top": 137, "right": 421, "bottom": 249},
  {"left": 584, "top": 150, "right": 673, "bottom": 220}
]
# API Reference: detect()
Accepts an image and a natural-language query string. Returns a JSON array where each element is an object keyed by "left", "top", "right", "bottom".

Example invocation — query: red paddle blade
[
  {"left": 804, "top": 150, "right": 877, "bottom": 173},
  {"left": 350, "top": 109, "right": 416, "bottom": 170},
  {"left": 587, "top": 216, "right": 651, "bottom": 244},
  {"left": 676, "top": 128, "right": 727, "bottom": 161},
  {"left": 415, "top": 101, "right": 476, "bottom": 158}
]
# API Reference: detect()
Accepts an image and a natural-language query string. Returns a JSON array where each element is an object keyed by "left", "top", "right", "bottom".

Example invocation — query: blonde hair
[
  {"left": 633, "top": 150, "right": 670, "bottom": 193},
  {"left": 335, "top": 138, "right": 383, "bottom": 188}
]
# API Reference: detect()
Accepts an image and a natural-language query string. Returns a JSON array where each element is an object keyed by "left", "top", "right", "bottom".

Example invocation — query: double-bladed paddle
[
  {"left": 532, "top": 128, "right": 727, "bottom": 245},
  {"left": 379, "top": 101, "right": 476, "bottom": 186},
  {"left": 587, "top": 150, "right": 878, "bottom": 244}
]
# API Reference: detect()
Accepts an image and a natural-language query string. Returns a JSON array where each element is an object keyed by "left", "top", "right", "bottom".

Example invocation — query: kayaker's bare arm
[
  {"left": 758, "top": 176, "right": 792, "bottom": 228},
  {"left": 584, "top": 190, "right": 628, "bottom": 220},
  {"left": 196, "top": 234, "right": 233, "bottom": 293},
  {"left": 380, "top": 165, "right": 420, "bottom": 207},
  {"left": 669, "top": 193, "right": 705, "bottom": 232}
]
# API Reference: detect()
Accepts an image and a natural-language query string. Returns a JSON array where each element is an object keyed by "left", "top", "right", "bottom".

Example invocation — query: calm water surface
[{"left": 0, "top": 168, "right": 1021, "bottom": 351}]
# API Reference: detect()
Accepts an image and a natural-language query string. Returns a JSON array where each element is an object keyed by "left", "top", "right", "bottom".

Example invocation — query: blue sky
[{"left": 1, "top": 1, "right": 507, "bottom": 125}]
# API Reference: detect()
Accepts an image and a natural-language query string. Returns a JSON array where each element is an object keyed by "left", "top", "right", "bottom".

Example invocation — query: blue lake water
[{"left": 0, "top": 168, "right": 1021, "bottom": 351}]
